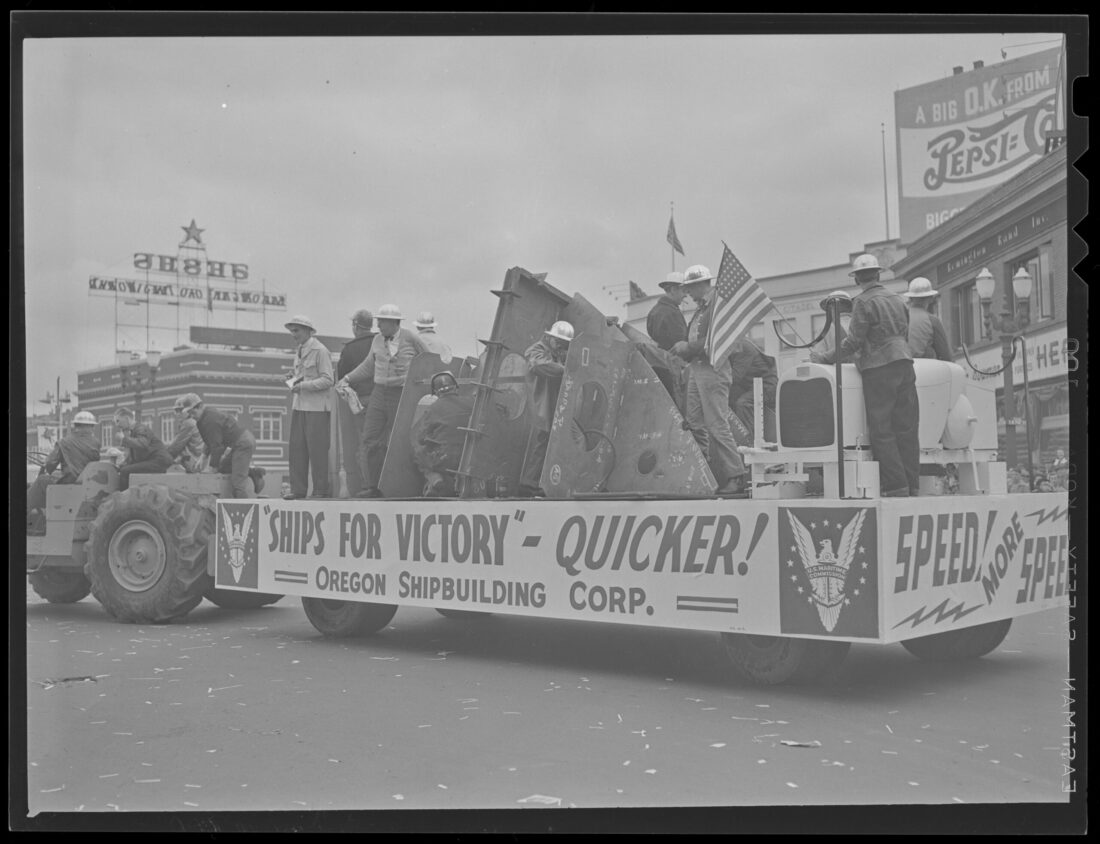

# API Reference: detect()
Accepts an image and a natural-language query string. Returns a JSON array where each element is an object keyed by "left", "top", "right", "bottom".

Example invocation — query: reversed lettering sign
[{"left": 883, "top": 493, "right": 1070, "bottom": 642}]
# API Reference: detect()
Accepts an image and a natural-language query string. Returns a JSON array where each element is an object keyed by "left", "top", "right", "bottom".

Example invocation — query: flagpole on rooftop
[{"left": 881, "top": 123, "right": 890, "bottom": 241}]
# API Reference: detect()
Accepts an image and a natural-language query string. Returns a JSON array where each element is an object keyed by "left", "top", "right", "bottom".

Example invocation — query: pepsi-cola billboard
[{"left": 895, "top": 47, "right": 1063, "bottom": 245}]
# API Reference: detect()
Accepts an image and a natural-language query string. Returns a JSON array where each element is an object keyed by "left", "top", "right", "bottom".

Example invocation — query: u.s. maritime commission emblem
[
  {"left": 217, "top": 502, "right": 259, "bottom": 589},
  {"left": 778, "top": 507, "right": 878, "bottom": 638}
]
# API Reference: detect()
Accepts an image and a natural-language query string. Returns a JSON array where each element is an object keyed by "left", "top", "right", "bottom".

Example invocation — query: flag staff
[
  {"left": 670, "top": 202, "right": 675, "bottom": 271},
  {"left": 881, "top": 123, "right": 890, "bottom": 241}
]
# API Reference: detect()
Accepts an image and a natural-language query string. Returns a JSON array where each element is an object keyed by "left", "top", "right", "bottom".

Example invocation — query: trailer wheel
[
  {"left": 204, "top": 588, "right": 284, "bottom": 610},
  {"left": 302, "top": 598, "right": 397, "bottom": 637},
  {"left": 900, "top": 619, "right": 1013, "bottom": 661},
  {"left": 720, "top": 633, "right": 851, "bottom": 685},
  {"left": 28, "top": 570, "right": 92, "bottom": 604},
  {"left": 84, "top": 486, "right": 213, "bottom": 624},
  {"left": 435, "top": 608, "right": 493, "bottom": 620}
]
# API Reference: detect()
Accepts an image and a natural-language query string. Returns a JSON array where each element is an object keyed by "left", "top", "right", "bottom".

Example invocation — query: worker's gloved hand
[{"left": 671, "top": 341, "right": 690, "bottom": 359}]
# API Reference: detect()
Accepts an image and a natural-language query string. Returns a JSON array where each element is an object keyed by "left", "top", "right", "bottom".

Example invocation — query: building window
[
  {"left": 810, "top": 313, "right": 828, "bottom": 343},
  {"left": 1009, "top": 245, "right": 1055, "bottom": 322},
  {"left": 773, "top": 316, "right": 800, "bottom": 347},
  {"left": 100, "top": 422, "right": 114, "bottom": 444},
  {"left": 254, "top": 411, "right": 283, "bottom": 442},
  {"left": 950, "top": 282, "right": 981, "bottom": 349},
  {"left": 161, "top": 415, "right": 176, "bottom": 443},
  {"left": 142, "top": 414, "right": 154, "bottom": 430},
  {"left": 748, "top": 322, "right": 766, "bottom": 349}
]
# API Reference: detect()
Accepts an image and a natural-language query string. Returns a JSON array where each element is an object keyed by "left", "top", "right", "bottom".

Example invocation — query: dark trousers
[
  {"left": 337, "top": 399, "right": 367, "bottom": 496},
  {"left": 520, "top": 427, "right": 550, "bottom": 489},
  {"left": 731, "top": 392, "right": 777, "bottom": 443},
  {"left": 289, "top": 410, "right": 331, "bottom": 497},
  {"left": 361, "top": 385, "right": 403, "bottom": 492},
  {"left": 119, "top": 456, "right": 172, "bottom": 491},
  {"left": 861, "top": 359, "right": 920, "bottom": 495},
  {"left": 218, "top": 431, "right": 256, "bottom": 498}
]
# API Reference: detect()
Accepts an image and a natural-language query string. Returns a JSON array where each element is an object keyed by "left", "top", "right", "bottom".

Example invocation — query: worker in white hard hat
[
  {"left": 338, "top": 304, "right": 432, "bottom": 498},
  {"left": 646, "top": 272, "right": 689, "bottom": 353},
  {"left": 810, "top": 290, "right": 854, "bottom": 364},
  {"left": 670, "top": 265, "right": 748, "bottom": 496},
  {"left": 284, "top": 315, "right": 334, "bottom": 498},
  {"left": 175, "top": 393, "right": 264, "bottom": 497},
  {"left": 26, "top": 410, "right": 103, "bottom": 533},
  {"left": 818, "top": 254, "right": 919, "bottom": 497},
  {"left": 167, "top": 395, "right": 206, "bottom": 472},
  {"left": 113, "top": 406, "right": 173, "bottom": 491},
  {"left": 902, "top": 277, "right": 952, "bottom": 361},
  {"left": 519, "top": 320, "right": 574, "bottom": 497},
  {"left": 336, "top": 310, "right": 376, "bottom": 497},
  {"left": 413, "top": 310, "right": 452, "bottom": 360}
]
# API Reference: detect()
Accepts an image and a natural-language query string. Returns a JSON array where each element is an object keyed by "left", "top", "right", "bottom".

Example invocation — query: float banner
[
  {"left": 214, "top": 498, "right": 887, "bottom": 641},
  {"left": 882, "top": 493, "right": 1070, "bottom": 643},
  {"left": 894, "top": 48, "right": 1062, "bottom": 244}
]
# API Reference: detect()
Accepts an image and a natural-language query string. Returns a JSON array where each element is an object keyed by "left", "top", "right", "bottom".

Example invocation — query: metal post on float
[{"left": 832, "top": 296, "right": 845, "bottom": 499}]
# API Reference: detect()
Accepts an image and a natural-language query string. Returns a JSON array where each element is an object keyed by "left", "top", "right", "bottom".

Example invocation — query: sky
[{"left": 18, "top": 20, "right": 1068, "bottom": 415}]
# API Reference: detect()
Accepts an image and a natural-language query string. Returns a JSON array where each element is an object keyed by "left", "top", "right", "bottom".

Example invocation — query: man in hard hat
[
  {"left": 671, "top": 265, "right": 748, "bottom": 496},
  {"left": 336, "top": 309, "right": 375, "bottom": 497},
  {"left": 903, "top": 278, "right": 952, "bottom": 361},
  {"left": 338, "top": 304, "right": 431, "bottom": 498},
  {"left": 174, "top": 393, "right": 261, "bottom": 498},
  {"left": 818, "top": 254, "right": 920, "bottom": 497},
  {"left": 519, "top": 320, "right": 573, "bottom": 497},
  {"left": 414, "top": 311, "right": 452, "bottom": 360},
  {"left": 113, "top": 407, "right": 173, "bottom": 491},
  {"left": 284, "top": 315, "right": 335, "bottom": 499},
  {"left": 167, "top": 403, "right": 205, "bottom": 472},
  {"left": 410, "top": 371, "right": 472, "bottom": 497},
  {"left": 726, "top": 337, "right": 778, "bottom": 443},
  {"left": 27, "top": 410, "right": 102, "bottom": 533},
  {"left": 646, "top": 272, "right": 689, "bottom": 352},
  {"left": 810, "top": 290, "right": 853, "bottom": 365}
]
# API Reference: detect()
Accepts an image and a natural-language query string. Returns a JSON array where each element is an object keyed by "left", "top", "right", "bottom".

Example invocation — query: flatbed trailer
[
  {"left": 211, "top": 490, "right": 1070, "bottom": 684},
  {"left": 209, "top": 265, "right": 1070, "bottom": 684}
]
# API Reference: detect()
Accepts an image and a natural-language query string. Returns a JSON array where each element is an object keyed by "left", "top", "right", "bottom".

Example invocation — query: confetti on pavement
[
  {"left": 780, "top": 740, "right": 822, "bottom": 748},
  {"left": 710, "top": 743, "right": 727, "bottom": 749},
  {"left": 517, "top": 794, "right": 561, "bottom": 806}
]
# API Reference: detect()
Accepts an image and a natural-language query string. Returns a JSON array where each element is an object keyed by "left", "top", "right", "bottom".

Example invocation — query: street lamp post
[
  {"left": 962, "top": 266, "right": 1035, "bottom": 490},
  {"left": 38, "top": 376, "right": 72, "bottom": 442},
  {"left": 116, "top": 350, "right": 163, "bottom": 421}
]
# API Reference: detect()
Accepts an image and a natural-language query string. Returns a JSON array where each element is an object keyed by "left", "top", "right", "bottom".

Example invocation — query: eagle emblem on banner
[
  {"left": 787, "top": 509, "right": 868, "bottom": 632},
  {"left": 221, "top": 504, "right": 256, "bottom": 584}
]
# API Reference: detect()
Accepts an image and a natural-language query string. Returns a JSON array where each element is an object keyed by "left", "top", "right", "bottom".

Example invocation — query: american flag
[
  {"left": 666, "top": 215, "right": 684, "bottom": 255},
  {"left": 706, "top": 242, "right": 774, "bottom": 365}
]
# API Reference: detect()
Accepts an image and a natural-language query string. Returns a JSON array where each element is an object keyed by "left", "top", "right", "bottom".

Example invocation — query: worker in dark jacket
[
  {"left": 727, "top": 338, "right": 778, "bottom": 442},
  {"left": 175, "top": 393, "right": 257, "bottom": 498},
  {"left": 114, "top": 407, "right": 172, "bottom": 490},
  {"left": 902, "top": 278, "right": 953, "bottom": 361},
  {"left": 336, "top": 309, "right": 375, "bottom": 497},
  {"left": 671, "top": 265, "right": 748, "bottom": 496},
  {"left": 519, "top": 320, "right": 573, "bottom": 497},
  {"left": 646, "top": 272, "right": 688, "bottom": 352},
  {"left": 818, "top": 254, "right": 919, "bottom": 497},
  {"left": 27, "top": 411, "right": 102, "bottom": 528}
]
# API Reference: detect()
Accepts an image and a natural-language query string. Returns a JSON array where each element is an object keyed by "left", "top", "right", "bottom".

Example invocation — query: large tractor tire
[
  {"left": 28, "top": 570, "right": 92, "bottom": 604},
  {"left": 204, "top": 587, "right": 284, "bottom": 610},
  {"left": 720, "top": 633, "right": 851, "bottom": 685},
  {"left": 84, "top": 485, "right": 214, "bottom": 624},
  {"left": 900, "top": 619, "right": 1013, "bottom": 662},
  {"left": 302, "top": 598, "right": 397, "bottom": 637}
]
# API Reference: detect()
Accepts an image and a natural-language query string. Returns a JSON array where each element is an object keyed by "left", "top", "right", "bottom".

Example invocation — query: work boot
[
  {"left": 356, "top": 487, "right": 383, "bottom": 499},
  {"left": 716, "top": 476, "right": 748, "bottom": 497},
  {"left": 517, "top": 484, "right": 545, "bottom": 499}
]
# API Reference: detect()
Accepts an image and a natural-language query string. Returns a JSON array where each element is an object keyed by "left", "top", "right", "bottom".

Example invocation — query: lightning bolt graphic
[
  {"left": 892, "top": 598, "right": 985, "bottom": 630},
  {"left": 1026, "top": 505, "right": 1069, "bottom": 526}
]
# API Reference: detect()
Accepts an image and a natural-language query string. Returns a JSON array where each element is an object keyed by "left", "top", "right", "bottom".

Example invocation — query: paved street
[{"left": 23, "top": 587, "right": 1072, "bottom": 815}]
